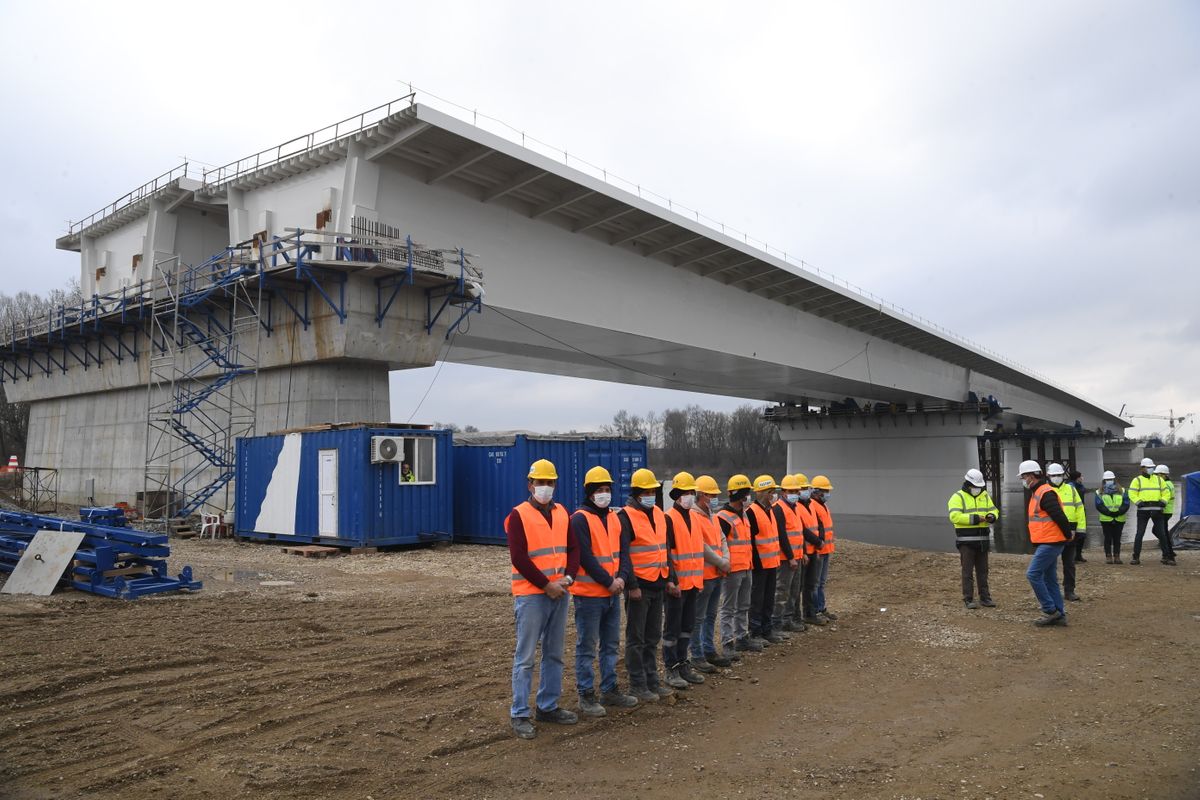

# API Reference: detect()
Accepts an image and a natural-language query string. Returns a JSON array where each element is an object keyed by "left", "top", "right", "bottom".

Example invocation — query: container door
[{"left": 318, "top": 449, "right": 338, "bottom": 537}]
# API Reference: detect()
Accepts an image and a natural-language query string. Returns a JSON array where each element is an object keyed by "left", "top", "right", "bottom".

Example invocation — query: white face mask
[
  {"left": 639, "top": 495, "right": 656, "bottom": 509},
  {"left": 968, "top": 487, "right": 982, "bottom": 497},
  {"left": 592, "top": 492, "right": 612, "bottom": 509},
  {"left": 532, "top": 485, "right": 554, "bottom": 504},
  {"left": 799, "top": 489, "right": 812, "bottom": 502},
  {"left": 677, "top": 495, "right": 695, "bottom": 510},
  {"left": 1103, "top": 481, "right": 1116, "bottom": 491},
  {"left": 1050, "top": 476, "right": 1064, "bottom": 487}
]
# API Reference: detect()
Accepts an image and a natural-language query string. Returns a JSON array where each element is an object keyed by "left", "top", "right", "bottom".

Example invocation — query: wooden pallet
[{"left": 281, "top": 545, "right": 342, "bottom": 558}]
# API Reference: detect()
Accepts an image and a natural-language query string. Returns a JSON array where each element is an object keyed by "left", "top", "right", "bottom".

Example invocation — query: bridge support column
[{"left": 776, "top": 413, "right": 988, "bottom": 517}]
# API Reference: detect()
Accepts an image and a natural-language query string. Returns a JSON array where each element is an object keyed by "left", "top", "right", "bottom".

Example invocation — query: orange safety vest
[
  {"left": 1027, "top": 483, "right": 1068, "bottom": 544},
  {"left": 773, "top": 499, "right": 805, "bottom": 561},
  {"left": 795, "top": 501, "right": 820, "bottom": 556},
  {"left": 717, "top": 507, "right": 753, "bottom": 573},
  {"left": 570, "top": 508, "right": 622, "bottom": 598},
  {"left": 507, "top": 501, "right": 569, "bottom": 596},
  {"left": 696, "top": 512, "right": 723, "bottom": 580},
  {"left": 812, "top": 500, "right": 835, "bottom": 554},
  {"left": 745, "top": 502, "right": 782, "bottom": 568},
  {"left": 624, "top": 504, "right": 669, "bottom": 582},
  {"left": 666, "top": 507, "right": 705, "bottom": 591}
]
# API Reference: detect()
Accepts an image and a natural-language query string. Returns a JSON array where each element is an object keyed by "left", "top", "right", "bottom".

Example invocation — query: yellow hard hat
[
  {"left": 695, "top": 475, "right": 720, "bottom": 495},
  {"left": 727, "top": 474, "right": 752, "bottom": 492},
  {"left": 528, "top": 459, "right": 558, "bottom": 480},
  {"left": 631, "top": 468, "right": 661, "bottom": 490},
  {"left": 779, "top": 474, "right": 803, "bottom": 491},
  {"left": 671, "top": 471, "right": 697, "bottom": 491},
  {"left": 583, "top": 465, "right": 614, "bottom": 486},
  {"left": 793, "top": 473, "right": 811, "bottom": 489},
  {"left": 811, "top": 475, "right": 833, "bottom": 491},
  {"left": 753, "top": 474, "right": 777, "bottom": 492}
]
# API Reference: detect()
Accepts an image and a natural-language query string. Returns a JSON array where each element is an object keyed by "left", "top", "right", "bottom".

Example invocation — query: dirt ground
[{"left": 1, "top": 537, "right": 1197, "bottom": 800}]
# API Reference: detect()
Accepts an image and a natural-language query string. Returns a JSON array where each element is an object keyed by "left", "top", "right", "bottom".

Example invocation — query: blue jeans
[
  {"left": 573, "top": 594, "right": 621, "bottom": 695},
  {"left": 511, "top": 593, "right": 569, "bottom": 719},
  {"left": 815, "top": 554, "right": 831, "bottom": 612},
  {"left": 1026, "top": 543, "right": 1065, "bottom": 614},
  {"left": 690, "top": 578, "right": 722, "bottom": 658}
]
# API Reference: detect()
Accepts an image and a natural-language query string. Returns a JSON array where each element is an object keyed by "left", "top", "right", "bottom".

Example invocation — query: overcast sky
[{"left": 2, "top": 1, "right": 1196, "bottom": 441}]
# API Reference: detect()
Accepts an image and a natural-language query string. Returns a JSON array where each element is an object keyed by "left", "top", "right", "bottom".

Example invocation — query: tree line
[{"left": 602, "top": 404, "right": 785, "bottom": 473}]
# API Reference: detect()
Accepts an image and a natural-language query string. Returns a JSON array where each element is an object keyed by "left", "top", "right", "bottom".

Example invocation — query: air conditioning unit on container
[{"left": 371, "top": 436, "right": 403, "bottom": 464}]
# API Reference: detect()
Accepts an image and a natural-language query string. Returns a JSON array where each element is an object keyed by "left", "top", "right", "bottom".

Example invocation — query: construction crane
[{"left": 1117, "top": 406, "right": 1195, "bottom": 445}]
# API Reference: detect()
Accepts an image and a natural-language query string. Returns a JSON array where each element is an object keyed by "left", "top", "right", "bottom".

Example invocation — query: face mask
[
  {"left": 592, "top": 492, "right": 612, "bottom": 509},
  {"left": 785, "top": 493, "right": 800, "bottom": 504},
  {"left": 968, "top": 487, "right": 982, "bottom": 497},
  {"left": 532, "top": 485, "right": 554, "bottom": 504},
  {"left": 1103, "top": 481, "right": 1115, "bottom": 491},
  {"left": 705, "top": 496, "right": 721, "bottom": 511},
  {"left": 1050, "top": 476, "right": 1064, "bottom": 486},
  {"left": 799, "top": 489, "right": 812, "bottom": 502},
  {"left": 639, "top": 495, "right": 656, "bottom": 509},
  {"left": 677, "top": 495, "right": 695, "bottom": 510}
]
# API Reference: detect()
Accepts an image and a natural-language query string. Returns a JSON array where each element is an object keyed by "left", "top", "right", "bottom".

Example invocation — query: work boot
[
  {"left": 689, "top": 657, "right": 717, "bottom": 674},
  {"left": 803, "top": 614, "right": 827, "bottom": 626},
  {"left": 964, "top": 599, "right": 980, "bottom": 609},
  {"left": 736, "top": 637, "right": 763, "bottom": 653},
  {"left": 653, "top": 684, "right": 675, "bottom": 698},
  {"left": 706, "top": 652, "right": 733, "bottom": 668},
  {"left": 630, "top": 686, "right": 659, "bottom": 703},
  {"left": 1076, "top": 554, "right": 1086, "bottom": 563},
  {"left": 1066, "top": 591, "right": 1081, "bottom": 602},
  {"left": 663, "top": 667, "right": 690, "bottom": 690},
  {"left": 1105, "top": 555, "right": 1113, "bottom": 564},
  {"left": 821, "top": 610, "right": 839, "bottom": 621},
  {"left": 783, "top": 619, "right": 806, "bottom": 632},
  {"left": 1130, "top": 558, "right": 1140, "bottom": 565},
  {"left": 678, "top": 662, "right": 706, "bottom": 684},
  {"left": 510, "top": 717, "right": 536, "bottom": 739},
  {"left": 1033, "top": 610, "right": 1064, "bottom": 627},
  {"left": 764, "top": 630, "right": 787, "bottom": 644},
  {"left": 578, "top": 691, "right": 606, "bottom": 718},
  {"left": 1163, "top": 558, "right": 1177, "bottom": 566},
  {"left": 980, "top": 597, "right": 996, "bottom": 608},
  {"left": 600, "top": 688, "right": 639, "bottom": 708},
  {"left": 750, "top": 635, "right": 771, "bottom": 649},
  {"left": 721, "top": 642, "right": 744, "bottom": 661},
  {"left": 534, "top": 707, "right": 578, "bottom": 725},
  {"left": 1055, "top": 613, "right": 1070, "bottom": 627},
  {"left": 1113, "top": 556, "right": 1123, "bottom": 564}
]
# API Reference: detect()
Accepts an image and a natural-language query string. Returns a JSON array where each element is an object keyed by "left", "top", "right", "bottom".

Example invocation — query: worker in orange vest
[
  {"left": 809, "top": 475, "right": 838, "bottom": 623},
  {"left": 772, "top": 474, "right": 811, "bottom": 633},
  {"left": 717, "top": 474, "right": 756, "bottom": 656},
  {"left": 796, "top": 474, "right": 826, "bottom": 625},
  {"left": 1019, "top": 460, "right": 1075, "bottom": 627},
  {"left": 617, "top": 468, "right": 672, "bottom": 702},
  {"left": 745, "top": 475, "right": 784, "bottom": 645},
  {"left": 688, "top": 474, "right": 732, "bottom": 672},
  {"left": 662, "top": 471, "right": 708, "bottom": 688},
  {"left": 505, "top": 459, "right": 581, "bottom": 740},
  {"left": 570, "top": 466, "right": 639, "bottom": 717}
]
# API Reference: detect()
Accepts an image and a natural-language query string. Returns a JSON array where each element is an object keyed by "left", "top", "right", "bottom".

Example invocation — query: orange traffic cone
[{"left": 5, "top": 455, "right": 19, "bottom": 473}]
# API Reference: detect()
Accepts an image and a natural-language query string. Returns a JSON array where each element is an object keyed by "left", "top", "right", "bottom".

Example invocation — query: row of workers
[
  {"left": 948, "top": 457, "right": 1179, "bottom": 628},
  {"left": 504, "top": 461, "right": 837, "bottom": 740}
]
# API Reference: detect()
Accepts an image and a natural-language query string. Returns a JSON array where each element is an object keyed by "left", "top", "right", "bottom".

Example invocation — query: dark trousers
[
  {"left": 749, "top": 566, "right": 777, "bottom": 636},
  {"left": 662, "top": 587, "right": 698, "bottom": 668},
  {"left": 957, "top": 542, "right": 990, "bottom": 602},
  {"left": 801, "top": 554, "right": 822, "bottom": 617},
  {"left": 1070, "top": 535, "right": 1087, "bottom": 562},
  {"left": 1133, "top": 511, "right": 1174, "bottom": 560},
  {"left": 1101, "top": 520, "right": 1125, "bottom": 557},
  {"left": 625, "top": 584, "right": 664, "bottom": 690},
  {"left": 1061, "top": 542, "right": 1078, "bottom": 595}
]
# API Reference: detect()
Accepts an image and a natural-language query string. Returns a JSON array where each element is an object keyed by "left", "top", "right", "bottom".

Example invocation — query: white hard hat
[
  {"left": 1102, "top": 470, "right": 1116, "bottom": 481},
  {"left": 1154, "top": 464, "right": 1170, "bottom": 475},
  {"left": 964, "top": 468, "right": 985, "bottom": 488},
  {"left": 1017, "top": 459, "right": 1042, "bottom": 476},
  {"left": 1046, "top": 463, "right": 1066, "bottom": 477},
  {"left": 1140, "top": 457, "right": 1155, "bottom": 469}
]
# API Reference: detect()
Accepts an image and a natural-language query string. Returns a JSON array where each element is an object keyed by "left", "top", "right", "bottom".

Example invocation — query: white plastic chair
[{"left": 200, "top": 512, "right": 225, "bottom": 540}]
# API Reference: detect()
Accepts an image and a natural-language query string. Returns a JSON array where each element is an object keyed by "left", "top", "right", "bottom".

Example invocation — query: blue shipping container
[
  {"left": 235, "top": 425, "right": 453, "bottom": 547},
  {"left": 452, "top": 433, "right": 647, "bottom": 545}
]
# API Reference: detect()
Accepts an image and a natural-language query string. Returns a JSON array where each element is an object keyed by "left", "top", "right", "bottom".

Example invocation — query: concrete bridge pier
[{"left": 776, "top": 412, "right": 988, "bottom": 517}]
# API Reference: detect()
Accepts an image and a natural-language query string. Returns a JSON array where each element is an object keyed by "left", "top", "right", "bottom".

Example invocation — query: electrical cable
[{"left": 407, "top": 334, "right": 456, "bottom": 423}]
